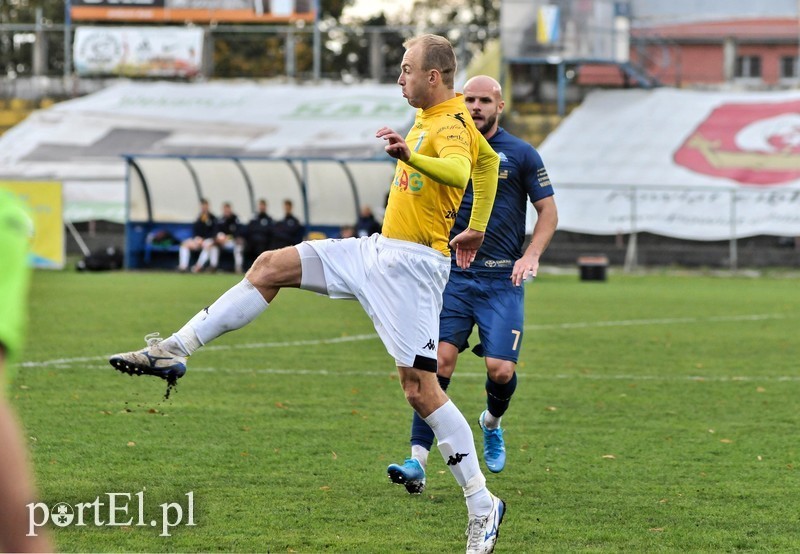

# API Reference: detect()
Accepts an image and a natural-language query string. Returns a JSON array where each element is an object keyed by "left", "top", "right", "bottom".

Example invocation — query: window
[
  {"left": 735, "top": 55, "right": 761, "bottom": 78},
  {"left": 780, "top": 56, "right": 798, "bottom": 79}
]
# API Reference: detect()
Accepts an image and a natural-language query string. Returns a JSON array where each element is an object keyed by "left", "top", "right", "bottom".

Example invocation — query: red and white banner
[{"left": 538, "top": 88, "right": 800, "bottom": 239}]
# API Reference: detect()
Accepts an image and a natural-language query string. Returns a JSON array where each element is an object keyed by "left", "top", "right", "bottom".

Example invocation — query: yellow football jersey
[{"left": 381, "top": 94, "right": 481, "bottom": 255}]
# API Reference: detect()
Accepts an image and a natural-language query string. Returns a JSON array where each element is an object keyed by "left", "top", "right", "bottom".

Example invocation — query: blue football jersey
[{"left": 450, "top": 127, "right": 554, "bottom": 274}]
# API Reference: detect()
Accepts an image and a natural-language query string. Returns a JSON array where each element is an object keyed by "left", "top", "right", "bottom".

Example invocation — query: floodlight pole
[
  {"left": 64, "top": 0, "right": 72, "bottom": 78},
  {"left": 312, "top": 0, "right": 321, "bottom": 81}
]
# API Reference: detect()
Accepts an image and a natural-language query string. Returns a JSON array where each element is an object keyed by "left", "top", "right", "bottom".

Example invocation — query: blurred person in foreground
[
  {"left": 108, "top": 34, "right": 506, "bottom": 553},
  {"left": 0, "top": 190, "right": 53, "bottom": 553},
  {"left": 388, "top": 75, "right": 558, "bottom": 492}
]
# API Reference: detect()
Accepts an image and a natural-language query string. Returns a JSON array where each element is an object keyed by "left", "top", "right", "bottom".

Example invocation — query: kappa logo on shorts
[{"left": 422, "top": 339, "right": 435, "bottom": 350}]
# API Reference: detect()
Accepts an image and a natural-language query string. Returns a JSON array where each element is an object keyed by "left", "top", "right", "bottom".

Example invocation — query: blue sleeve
[{"left": 524, "top": 146, "right": 555, "bottom": 204}]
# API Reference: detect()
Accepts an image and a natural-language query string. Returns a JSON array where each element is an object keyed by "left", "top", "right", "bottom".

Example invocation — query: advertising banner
[
  {"left": 71, "top": 0, "right": 316, "bottom": 23},
  {"left": 74, "top": 27, "right": 204, "bottom": 78},
  {"left": 0, "top": 181, "right": 64, "bottom": 269},
  {"left": 538, "top": 88, "right": 800, "bottom": 240}
]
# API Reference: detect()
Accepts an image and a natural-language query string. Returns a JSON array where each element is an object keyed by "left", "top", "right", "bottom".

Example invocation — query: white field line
[
  {"left": 60, "top": 364, "right": 800, "bottom": 383},
  {"left": 20, "top": 312, "right": 790, "bottom": 370}
]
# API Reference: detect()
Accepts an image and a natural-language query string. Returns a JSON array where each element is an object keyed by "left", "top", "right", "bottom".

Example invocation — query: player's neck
[{"left": 422, "top": 88, "right": 456, "bottom": 110}]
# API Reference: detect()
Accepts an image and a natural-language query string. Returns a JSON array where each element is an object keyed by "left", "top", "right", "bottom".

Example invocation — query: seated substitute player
[
  {"left": 109, "top": 35, "right": 507, "bottom": 553},
  {"left": 388, "top": 75, "right": 558, "bottom": 493},
  {"left": 0, "top": 191, "right": 53, "bottom": 553},
  {"left": 198, "top": 202, "right": 245, "bottom": 274},
  {"left": 178, "top": 198, "right": 217, "bottom": 272}
]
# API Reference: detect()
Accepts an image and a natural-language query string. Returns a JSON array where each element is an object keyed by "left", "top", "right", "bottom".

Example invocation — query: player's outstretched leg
[
  {"left": 109, "top": 332, "right": 187, "bottom": 381},
  {"left": 109, "top": 276, "right": 270, "bottom": 383}
]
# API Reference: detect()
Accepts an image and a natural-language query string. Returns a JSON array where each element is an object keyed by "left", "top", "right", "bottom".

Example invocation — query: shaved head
[
  {"left": 462, "top": 75, "right": 505, "bottom": 137},
  {"left": 463, "top": 75, "right": 502, "bottom": 101}
]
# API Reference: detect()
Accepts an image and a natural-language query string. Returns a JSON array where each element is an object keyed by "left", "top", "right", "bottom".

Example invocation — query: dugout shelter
[{"left": 125, "top": 155, "right": 394, "bottom": 269}]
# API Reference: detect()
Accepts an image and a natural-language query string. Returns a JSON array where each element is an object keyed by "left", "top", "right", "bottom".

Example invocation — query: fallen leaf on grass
[
  {"left": 756, "top": 387, "right": 766, "bottom": 393},
  {"left": 720, "top": 439, "right": 733, "bottom": 444},
  {"left": 649, "top": 527, "right": 665, "bottom": 532},
  {"left": 545, "top": 406, "right": 557, "bottom": 412},
  {"left": 127, "top": 441, "right": 136, "bottom": 447},
  {"left": 332, "top": 451, "right": 338, "bottom": 460},
  {"left": 602, "top": 454, "right": 616, "bottom": 459},
  {"left": 275, "top": 402, "right": 288, "bottom": 409},
  {"left": 320, "top": 486, "right": 330, "bottom": 491}
]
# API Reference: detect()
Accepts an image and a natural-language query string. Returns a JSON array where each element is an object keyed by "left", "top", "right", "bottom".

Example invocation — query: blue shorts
[{"left": 439, "top": 270, "right": 524, "bottom": 363}]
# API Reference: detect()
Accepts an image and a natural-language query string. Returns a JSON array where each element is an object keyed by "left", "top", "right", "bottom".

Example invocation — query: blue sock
[
  {"left": 410, "top": 375, "right": 451, "bottom": 450},
  {"left": 486, "top": 371, "right": 517, "bottom": 418}
]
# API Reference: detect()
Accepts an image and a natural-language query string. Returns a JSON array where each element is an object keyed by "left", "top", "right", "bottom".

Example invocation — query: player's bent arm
[
  {"left": 511, "top": 196, "right": 558, "bottom": 286},
  {"left": 467, "top": 135, "right": 500, "bottom": 232},
  {"left": 527, "top": 196, "right": 558, "bottom": 259},
  {"left": 406, "top": 152, "right": 471, "bottom": 188}
]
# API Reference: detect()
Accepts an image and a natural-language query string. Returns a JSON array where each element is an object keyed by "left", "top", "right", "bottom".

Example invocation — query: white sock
[
  {"left": 411, "top": 444, "right": 430, "bottom": 470},
  {"left": 425, "top": 400, "right": 492, "bottom": 516},
  {"left": 161, "top": 279, "right": 268, "bottom": 356},
  {"left": 178, "top": 246, "right": 190, "bottom": 269},
  {"left": 482, "top": 411, "right": 501, "bottom": 430},
  {"left": 209, "top": 246, "right": 219, "bottom": 268},
  {"left": 234, "top": 245, "right": 244, "bottom": 273},
  {"left": 195, "top": 248, "right": 209, "bottom": 269}
]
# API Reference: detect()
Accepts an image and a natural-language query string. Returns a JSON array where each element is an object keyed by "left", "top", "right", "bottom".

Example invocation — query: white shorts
[{"left": 301, "top": 234, "right": 450, "bottom": 371}]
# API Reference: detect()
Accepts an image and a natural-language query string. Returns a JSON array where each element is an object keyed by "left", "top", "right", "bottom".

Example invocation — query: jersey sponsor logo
[
  {"left": 436, "top": 122, "right": 467, "bottom": 134},
  {"left": 481, "top": 259, "right": 513, "bottom": 268},
  {"left": 537, "top": 167, "right": 552, "bottom": 187},
  {"left": 445, "top": 131, "right": 469, "bottom": 146},
  {"left": 499, "top": 169, "right": 509, "bottom": 180},
  {"left": 413, "top": 131, "right": 426, "bottom": 152},
  {"left": 409, "top": 172, "right": 424, "bottom": 191},
  {"left": 398, "top": 170, "right": 409, "bottom": 190}
]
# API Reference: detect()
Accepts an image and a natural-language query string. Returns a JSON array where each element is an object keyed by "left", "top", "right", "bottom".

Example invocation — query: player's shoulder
[
  {"left": 491, "top": 127, "right": 538, "bottom": 151},
  {"left": 491, "top": 128, "right": 542, "bottom": 163}
]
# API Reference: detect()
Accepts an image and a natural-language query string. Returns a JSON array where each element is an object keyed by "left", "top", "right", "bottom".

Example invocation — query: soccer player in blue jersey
[{"left": 388, "top": 75, "right": 558, "bottom": 493}]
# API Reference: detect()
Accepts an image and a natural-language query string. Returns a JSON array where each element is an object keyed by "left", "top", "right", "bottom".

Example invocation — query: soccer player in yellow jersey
[{"left": 109, "top": 34, "right": 505, "bottom": 553}]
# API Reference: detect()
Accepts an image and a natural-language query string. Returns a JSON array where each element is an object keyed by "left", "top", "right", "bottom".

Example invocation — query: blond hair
[{"left": 403, "top": 34, "right": 457, "bottom": 88}]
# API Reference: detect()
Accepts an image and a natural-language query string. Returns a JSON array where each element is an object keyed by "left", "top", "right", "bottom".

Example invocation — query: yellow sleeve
[
  {"left": 406, "top": 152, "right": 471, "bottom": 189},
  {"left": 467, "top": 134, "right": 499, "bottom": 231}
]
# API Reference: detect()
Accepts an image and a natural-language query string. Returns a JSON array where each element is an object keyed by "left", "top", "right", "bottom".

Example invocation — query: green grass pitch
[{"left": 11, "top": 268, "right": 800, "bottom": 552}]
